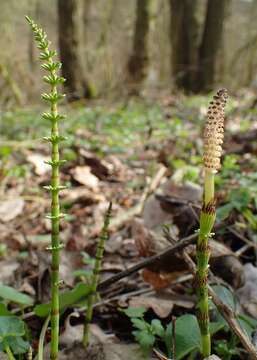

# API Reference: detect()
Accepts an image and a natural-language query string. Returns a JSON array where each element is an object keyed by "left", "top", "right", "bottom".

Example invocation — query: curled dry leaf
[
  {"left": 79, "top": 148, "right": 110, "bottom": 179},
  {"left": 61, "top": 187, "right": 105, "bottom": 205},
  {"left": 143, "top": 194, "right": 173, "bottom": 229},
  {"left": 129, "top": 296, "right": 174, "bottom": 318},
  {"left": 27, "top": 153, "right": 50, "bottom": 175},
  {"left": 142, "top": 269, "right": 186, "bottom": 290},
  {"left": 71, "top": 166, "right": 100, "bottom": 190},
  {"left": 0, "top": 198, "right": 24, "bottom": 222}
]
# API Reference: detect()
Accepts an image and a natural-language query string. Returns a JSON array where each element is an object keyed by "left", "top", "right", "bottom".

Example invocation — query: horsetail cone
[
  {"left": 203, "top": 88, "right": 228, "bottom": 172},
  {"left": 196, "top": 89, "right": 228, "bottom": 358}
]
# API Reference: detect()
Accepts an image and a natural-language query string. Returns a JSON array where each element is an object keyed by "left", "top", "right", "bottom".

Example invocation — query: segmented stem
[
  {"left": 196, "top": 182, "right": 215, "bottom": 357},
  {"left": 26, "top": 16, "right": 66, "bottom": 360},
  {"left": 83, "top": 202, "right": 112, "bottom": 347}
]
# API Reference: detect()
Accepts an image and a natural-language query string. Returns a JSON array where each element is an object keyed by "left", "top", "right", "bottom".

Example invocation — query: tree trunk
[
  {"left": 197, "top": 0, "right": 230, "bottom": 92},
  {"left": 82, "top": 0, "right": 93, "bottom": 44},
  {"left": 127, "top": 0, "right": 150, "bottom": 84},
  {"left": 169, "top": 0, "right": 199, "bottom": 92},
  {"left": 57, "top": 0, "right": 92, "bottom": 100}
]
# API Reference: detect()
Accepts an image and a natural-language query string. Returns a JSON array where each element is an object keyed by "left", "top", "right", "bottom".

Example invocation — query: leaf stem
[
  {"left": 5, "top": 345, "right": 15, "bottom": 360},
  {"left": 38, "top": 315, "right": 51, "bottom": 360}
]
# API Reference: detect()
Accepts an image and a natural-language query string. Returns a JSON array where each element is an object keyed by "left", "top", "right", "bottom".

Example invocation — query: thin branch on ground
[{"left": 97, "top": 232, "right": 197, "bottom": 291}]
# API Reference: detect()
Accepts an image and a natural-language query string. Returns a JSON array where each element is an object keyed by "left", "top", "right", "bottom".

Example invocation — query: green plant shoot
[
  {"left": 83, "top": 202, "right": 112, "bottom": 347},
  {"left": 196, "top": 88, "right": 228, "bottom": 357},
  {"left": 26, "top": 16, "right": 66, "bottom": 360}
]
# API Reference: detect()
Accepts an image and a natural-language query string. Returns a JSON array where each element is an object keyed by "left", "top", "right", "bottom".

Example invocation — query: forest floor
[{"left": 0, "top": 90, "right": 256, "bottom": 359}]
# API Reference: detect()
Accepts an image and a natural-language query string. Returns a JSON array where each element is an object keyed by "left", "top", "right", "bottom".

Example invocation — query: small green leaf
[
  {"left": 133, "top": 330, "right": 155, "bottom": 352},
  {"left": 209, "top": 321, "right": 226, "bottom": 335},
  {"left": 34, "top": 282, "right": 91, "bottom": 317},
  {"left": 131, "top": 318, "right": 148, "bottom": 331},
  {"left": 0, "top": 317, "right": 25, "bottom": 342},
  {"left": 164, "top": 323, "right": 173, "bottom": 358},
  {"left": 151, "top": 319, "right": 165, "bottom": 338},
  {"left": 212, "top": 285, "right": 236, "bottom": 311},
  {"left": 0, "top": 304, "right": 11, "bottom": 316},
  {"left": 237, "top": 314, "right": 257, "bottom": 338},
  {"left": 72, "top": 269, "right": 93, "bottom": 279},
  {"left": 122, "top": 307, "right": 147, "bottom": 318},
  {"left": 0, "top": 284, "right": 33, "bottom": 306},
  {"left": 175, "top": 314, "right": 201, "bottom": 360},
  {"left": 7, "top": 337, "right": 30, "bottom": 354},
  {"left": 216, "top": 203, "right": 234, "bottom": 221}
]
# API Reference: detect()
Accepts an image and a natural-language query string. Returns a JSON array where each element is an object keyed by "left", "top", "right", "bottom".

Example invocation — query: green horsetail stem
[
  {"left": 26, "top": 16, "right": 66, "bottom": 360},
  {"left": 196, "top": 89, "right": 228, "bottom": 357},
  {"left": 83, "top": 202, "right": 112, "bottom": 347}
]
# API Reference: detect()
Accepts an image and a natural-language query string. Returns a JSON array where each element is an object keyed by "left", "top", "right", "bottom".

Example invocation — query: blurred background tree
[
  {"left": 0, "top": 0, "right": 256, "bottom": 106},
  {"left": 127, "top": 0, "right": 150, "bottom": 88},
  {"left": 169, "top": 0, "right": 199, "bottom": 92},
  {"left": 58, "top": 0, "right": 93, "bottom": 100}
]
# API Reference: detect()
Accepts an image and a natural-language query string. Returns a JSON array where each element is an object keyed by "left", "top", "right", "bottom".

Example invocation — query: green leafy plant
[
  {"left": 123, "top": 307, "right": 225, "bottom": 359},
  {"left": 122, "top": 307, "right": 171, "bottom": 357},
  {"left": 211, "top": 285, "right": 257, "bottom": 360},
  {"left": 217, "top": 171, "right": 257, "bottom": 229},
  {"left": 0, "top": 316, "right": 29, "bottom": 359},
  {"left": 195, "top": 89, "right": 228, "bottom": 357},
  {"left": 26, "top": 16, "right": 66, "bottom": 360},
  {"left": 123, "top": 284, "right": 257, "bottom": 359}
]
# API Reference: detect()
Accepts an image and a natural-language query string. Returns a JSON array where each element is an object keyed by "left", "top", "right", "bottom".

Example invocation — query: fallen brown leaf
[
  {"left": 71, "top": 166, "right": 100, "bottom": 190},
  {"left": 0, "top": 198, "right": 24, "bottom": 222}
]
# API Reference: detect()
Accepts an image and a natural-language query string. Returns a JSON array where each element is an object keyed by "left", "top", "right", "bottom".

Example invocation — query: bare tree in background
[
  {"left": 127, "top": 0, "right": 150, "bottom": 85},
  {"left": 169, "top": 0, "right": 231, "bottom": 93},
  {"left": 197, "top": 0, "right": 231, "bottom": 92},
  {"left": 58, "top": 0, "right": 92, "bottom": 100},
  {"left": 169, "top": 0, "right": 199, "bottom": 92},
  {"left": 82, "top": 0, "right": 92, "bottom": 44}
]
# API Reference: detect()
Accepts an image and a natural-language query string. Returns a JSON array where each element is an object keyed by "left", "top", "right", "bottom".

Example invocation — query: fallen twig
[
  {"left": 99, "top": 227, "right": 257, "bottom": 359},
  {"left": 97, "top": 232, "right": 197, "bottom": 290}
]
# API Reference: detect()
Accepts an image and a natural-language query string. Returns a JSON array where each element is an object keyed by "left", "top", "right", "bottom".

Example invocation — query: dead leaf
[
  {"left": 62, "top": 187, "right": 104, "bottom": 205},
  {"left": 27, "top": 153, "right": 50, "bottom": 175},
  {"left": 143, "top": 195, "right": 173, "bottom": 230},
  {"left": 142, "top": 269, "right": 185, "bottom": 289},
  {"left": 0, "top": 198, "right": 24, "bottom": 222},
  {"left": 129, "top": 296, "right": 174, "bottom": 318},
  {"left": 79, "top": 148, "right": 110, "bottom": 179},
  {"left": 71, "top": 166, "right": 100, "bottom": 190},
  {"left": 0, "top": 259, "right": 19, "bottom": 283}
]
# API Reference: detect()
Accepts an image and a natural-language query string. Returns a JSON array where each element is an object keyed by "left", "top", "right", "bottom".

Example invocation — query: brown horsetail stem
[
  {"left": 26, "top": 16, "right": 66, "bottom": 360},
  {"left": 196, "top": 88, "right": 228, "bottom": 357}
]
